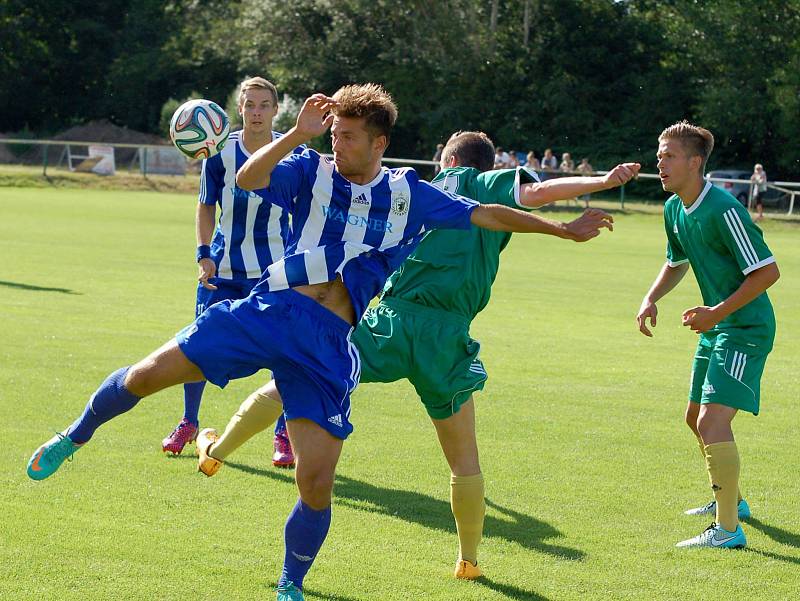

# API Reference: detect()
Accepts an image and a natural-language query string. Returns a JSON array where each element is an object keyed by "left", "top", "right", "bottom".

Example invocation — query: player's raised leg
[
  {"left": 197, "top": 380, "right": 284, "bottom": 476},
  {"left": 276, "top": 418, "right": 342, "bottom": 601},
  {"left": 27, "top": 340, "right": 204, "bottom": 480},
  {"left": 431, "top": 396, "right": 484, "bottom": 580}
]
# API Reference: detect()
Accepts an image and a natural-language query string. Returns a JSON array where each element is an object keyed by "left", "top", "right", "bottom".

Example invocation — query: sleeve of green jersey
[
  {"left": 477, "top": 167, "right": 540, "bottom": 210},
  {"left": 716, "top": 202, "right": 776, "bottom": 275},
  {"left": 663, "top": 202, "right": 688, "bottom": 266}
]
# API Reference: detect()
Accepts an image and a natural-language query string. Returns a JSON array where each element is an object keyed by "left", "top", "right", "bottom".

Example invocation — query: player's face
[
  {"left": 656, "top": 138, "right": 699, "bottom": 193},
  {"left": 239, "top": 89, "right": 277, "bottom": 135},
  {"left": 330, "top": 116, "right": 387, "bottom": 178}
]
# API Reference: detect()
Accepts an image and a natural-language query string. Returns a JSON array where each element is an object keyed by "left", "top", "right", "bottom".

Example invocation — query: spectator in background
[
  {"left": 750, "top": 163, "right": 767, "bottom": 221},
  {"left": 541, "top": 148, "right": 558, "bottom": 172},
  {"left": 560, "top": 152, "right": 575, "bottom": 173},
  {"left": 525, "top": 151, "right": 540, "bottom": 171},
  {"left": 507, "top": 150, "right": 520, "bottom": 168},
  {"left": 432, "top": 143, "right": 444, "bottom": 175},
  {"left": 576, "top": 158, "right": 594, "bottom": 208},
  {"left": 494, "top": 146, "right": 510, "bottom": 169}
]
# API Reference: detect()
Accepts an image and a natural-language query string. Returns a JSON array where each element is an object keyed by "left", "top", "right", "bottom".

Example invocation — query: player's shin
[
  {"left": 451, "top": 473, "right": 485, "bottom": 565},
  {"left": 704, "top": 441, "right": 741, "bottom": 532},
  {"left": 66, "top": 367, "right": 142, "bottom": 444},
  {"left": 209, "top": 386, "right": 283, "bottom": 460},
  {"left": 278, "top": 499, "right": 332, "bottom": 591}
]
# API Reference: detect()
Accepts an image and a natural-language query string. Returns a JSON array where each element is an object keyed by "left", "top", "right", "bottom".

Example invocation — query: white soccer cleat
[{"left": 676, "top": 522, "right": 746, "bottom": 549}]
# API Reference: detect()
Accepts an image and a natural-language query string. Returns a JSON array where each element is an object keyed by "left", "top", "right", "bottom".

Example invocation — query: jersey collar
[{"left": 683, "top": 181, "right": 712, "bottom": 215}]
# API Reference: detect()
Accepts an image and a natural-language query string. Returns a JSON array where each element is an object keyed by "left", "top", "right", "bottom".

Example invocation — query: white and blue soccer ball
[{"left": 169, "top": 99, "right": 230, "bottom": 160}]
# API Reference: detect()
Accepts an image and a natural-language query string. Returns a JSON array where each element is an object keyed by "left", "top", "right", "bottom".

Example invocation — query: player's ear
[
  {"left": 447, "top": 154, "right": 458, "bottom": 168},
  {"left": 372, "top": 134, "right": 388, "bottom": 154}
]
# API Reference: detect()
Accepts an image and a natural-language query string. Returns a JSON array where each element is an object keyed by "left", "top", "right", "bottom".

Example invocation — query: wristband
[{"left": 196, "top": 245, "right": 211, "bottom": 262}]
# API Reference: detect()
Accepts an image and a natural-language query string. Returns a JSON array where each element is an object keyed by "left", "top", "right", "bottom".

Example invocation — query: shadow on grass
[
  {"left": 227, "top": 462, "right": 584, "bottom": 562},
  {"left": 0, "top": 279, "right": 80, "bottom": 294},
  {"left": 475, "top": 576, "right": 550, "bottom": 601},
  {"left": 745, "top": 517, "right": 800, "bottom": 549}
]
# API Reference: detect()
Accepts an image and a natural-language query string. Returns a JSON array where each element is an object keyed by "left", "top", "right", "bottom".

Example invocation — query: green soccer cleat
[
  {"left": 676, "top": 522, "right": 746, "bottom": 549},
  {"left": 27, "top": 432, "right": 83, "bottom": 481},
  {"left": 276, "top": 581, "right": 304, "bottom": 601},
  {"left": 684, "top": 499, "right": 751, "bottom": 520}
]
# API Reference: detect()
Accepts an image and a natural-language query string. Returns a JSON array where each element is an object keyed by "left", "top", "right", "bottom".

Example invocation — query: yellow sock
[
  {"left": 450, "top": 473, "right": 485, "bottom": 565},
  {"left": 704, "top": 441, "right": 740, "bottom": 532},
  {"left": 210, "top": 387, "right": 283, "bottom": 460},
  {"left": 697, "top": 436, "right": 742, "bottom": 502}
]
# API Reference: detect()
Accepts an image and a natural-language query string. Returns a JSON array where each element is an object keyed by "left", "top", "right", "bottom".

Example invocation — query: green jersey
[
  {"left": 381, "top": 166, "right": 537, "bottom": 321},
  {"left": 664, "top": 182, "right": 776, "bottom": 351}
]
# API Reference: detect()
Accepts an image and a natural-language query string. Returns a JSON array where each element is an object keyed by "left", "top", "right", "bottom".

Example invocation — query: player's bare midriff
[{"left": 293, "top": 276, "right": 356, "bottom": 326}]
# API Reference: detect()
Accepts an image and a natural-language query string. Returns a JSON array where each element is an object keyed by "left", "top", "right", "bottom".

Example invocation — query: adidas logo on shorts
[{"left": 328, "top": 414, "right": 343, "bottom": 428}]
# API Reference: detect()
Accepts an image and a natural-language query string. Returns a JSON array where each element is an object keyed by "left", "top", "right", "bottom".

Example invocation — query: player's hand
[
  {"left": 682, "top": 305, "right": 720, "bottom": 333},
  {"left": 637, "top": 297, "right": 657, "bottom": 337},
  {"left": 564, "top": 208, "right": 614, "bottom": 241},
  {"left": 603, "top": 163, "right": 641, "bottom": 189},
  {"left": 198, "top": 258, "right": 218, "bottom": 290},
  {"left": 295, "top": 94, "right": 338, "bottom": 139}
]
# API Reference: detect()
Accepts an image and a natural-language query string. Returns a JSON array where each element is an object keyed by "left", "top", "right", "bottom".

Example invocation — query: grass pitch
[{"left": 2, "top": 187, "right": 799, "bottom": 600}]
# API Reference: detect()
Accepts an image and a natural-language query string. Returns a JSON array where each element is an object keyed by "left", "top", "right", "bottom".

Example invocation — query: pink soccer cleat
[
  {"left": 272, "top": 428, "right": 295, "bottom": 468},
  {"left": 161, "top": 418, "right": 198, "bottom": 455}
]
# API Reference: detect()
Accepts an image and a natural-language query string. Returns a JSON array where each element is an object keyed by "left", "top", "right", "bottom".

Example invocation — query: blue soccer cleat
[
  {"left": 684, "top": 499, "right": 751, "bottom": 520},
  {"left": 675, "top": 522, "right": 746, "bottom": 549},
  {"left": 276, "top": 581, "right": 304, "bottom": 601},
  {"left": 27, "top": 432, "right": 83, "bottom": 481}
]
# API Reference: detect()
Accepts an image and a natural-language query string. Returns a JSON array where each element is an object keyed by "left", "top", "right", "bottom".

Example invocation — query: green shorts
[
  {"left": 689, "top": 337, "right": 769, "bottom": 415},
  {"left": 351, "top": 297, "right": 486, "bottom": 419}
]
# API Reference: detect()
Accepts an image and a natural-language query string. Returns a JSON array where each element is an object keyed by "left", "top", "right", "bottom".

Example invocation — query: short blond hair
[
  {"left": 238, "top": 77, "right": 278, "bottom": 107},
  {"left": 332, "top": 83, "right": 398, "bottom": 140},
  {"left": 659, "top": 120, "right": 714, "bottom": 171}
]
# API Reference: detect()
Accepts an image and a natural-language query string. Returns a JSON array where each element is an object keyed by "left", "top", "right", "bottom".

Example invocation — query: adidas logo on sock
[{"left": 328, "top": 414, "right": 343, "bottom": 428}]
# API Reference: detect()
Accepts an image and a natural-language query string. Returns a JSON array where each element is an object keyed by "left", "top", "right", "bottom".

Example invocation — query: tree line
[{"left": 2, "top": 0, "right": 798, "bottom": 177}]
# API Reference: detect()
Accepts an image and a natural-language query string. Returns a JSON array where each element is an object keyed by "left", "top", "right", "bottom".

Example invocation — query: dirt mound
[
  {"left": 54, "top": 120, "right": 167, "bottom": 146},
  {"left": 1, "top": 120, "right": 168, "bottom": 165}
]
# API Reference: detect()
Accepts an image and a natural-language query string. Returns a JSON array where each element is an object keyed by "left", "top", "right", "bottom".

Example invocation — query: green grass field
[{"left": 2, "top": 187, "right": 799, "bottom": 600}]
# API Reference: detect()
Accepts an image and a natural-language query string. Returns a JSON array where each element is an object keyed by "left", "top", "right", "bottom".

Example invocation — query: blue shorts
[
  {"left": 195, "top": 277, "right": 259, "bottom": 317},
  {"left": 176, "top": 289, "right": 359, "bottom": 439}
]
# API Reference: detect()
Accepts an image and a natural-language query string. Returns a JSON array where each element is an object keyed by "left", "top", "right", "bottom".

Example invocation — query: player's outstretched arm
[
  {"left": 470, "top": 204, "right": 613, "bottom": 241},
  {"left": 682, "top": 262, "right": 780, "bottom": 334},
  {"left": 636, "top": 262, "right": 690, "bottom": 337},
  {"left": 237, "top": 94, "right": 337, "bottom": 190},
  {"left": 520, "top": 163, "right": 641, "bottom": 208}
]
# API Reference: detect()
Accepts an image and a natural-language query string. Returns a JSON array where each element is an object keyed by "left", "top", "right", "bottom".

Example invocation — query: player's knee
[
  {"left": 295, "top": 469, "right": 335, "bottom": 509},
  {"left": 696, "top": 412, "right": 721, "bottom": 440},
  {"left": 125, "top": 360, "right": 155, "bottom": 397}
]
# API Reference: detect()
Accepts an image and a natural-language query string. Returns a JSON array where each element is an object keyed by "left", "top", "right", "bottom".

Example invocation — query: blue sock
[
  {"left": 278, "top": 500, "right": 331, "bottom": 590},
  {"left": 275, "top": 412, "right": 287, "bottom": 435},
  {"left": 183, "top": 381, "right": 205, "bottom": 426},
  {"left": 66, "top": 367, "right": 141, "bottom": 444}
]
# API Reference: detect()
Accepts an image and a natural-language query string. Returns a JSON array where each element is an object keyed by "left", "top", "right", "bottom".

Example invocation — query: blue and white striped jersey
[
  {"left": 199, "top": 130, "right": 304, "bottom": 280},
  {"left": 251, "top": 148, "right": 479, "bottom": 319}
]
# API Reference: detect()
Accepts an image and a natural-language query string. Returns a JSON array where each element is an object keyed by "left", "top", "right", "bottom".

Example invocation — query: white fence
[{"left": 2, "top": 138, "right": 799, "bottom": 215}]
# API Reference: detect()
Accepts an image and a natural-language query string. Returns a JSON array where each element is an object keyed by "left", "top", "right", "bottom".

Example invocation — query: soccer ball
[{"left": 169, "top": 99, "right": 230, "bottom": 160}]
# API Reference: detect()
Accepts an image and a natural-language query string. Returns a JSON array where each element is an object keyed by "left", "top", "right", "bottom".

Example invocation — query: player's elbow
[{"left": 236, "top": 168, "right": 266, "bottom": 191}]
